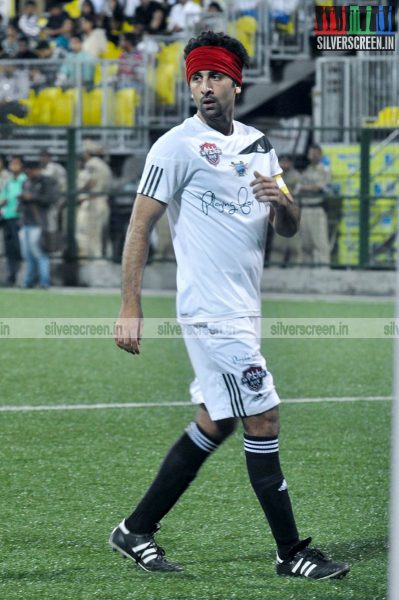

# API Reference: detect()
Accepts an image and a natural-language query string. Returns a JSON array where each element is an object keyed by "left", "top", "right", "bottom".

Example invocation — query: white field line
[{"left": 0, "top": 396, "right": 392, "bottom": 413}]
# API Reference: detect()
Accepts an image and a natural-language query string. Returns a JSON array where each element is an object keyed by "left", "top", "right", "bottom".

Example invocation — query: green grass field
[{"left": 0, "top": 289, "right": 394, "bottom": 600}]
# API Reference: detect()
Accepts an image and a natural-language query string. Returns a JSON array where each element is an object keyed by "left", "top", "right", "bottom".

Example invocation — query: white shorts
[{"left": 183, "top": 317, "right": 280, "bottom": 421}]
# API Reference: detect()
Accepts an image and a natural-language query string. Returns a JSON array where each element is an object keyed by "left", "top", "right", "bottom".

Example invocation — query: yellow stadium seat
[
  {"left": 234, "top": 16, "right": 257, "bottom": 58},
  {"left": 155, "top": 63, "right": 176, "bottom": 105},
  {"left": 63, "top": 0, "right": 80, "bottom": 19},
  {"left": 115, "top": 88, "right": 139, "bottom": 126},
  {"left": 82, "top": 89, "right": 103, "bottom": 126},
  {"left": 52, "top": 91, "right": 75, "bottom": 125},
  {"left": 100, "top": 41, "right": 123, "bottom": 60}
]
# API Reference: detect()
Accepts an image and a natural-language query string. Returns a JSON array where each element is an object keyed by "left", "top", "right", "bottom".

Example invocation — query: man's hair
[
  {"left": 123, "top": 32, "right": 140, "bottom": 47},
  {"left": 309, "top": 143, "right": 322, "bottom": 152},
  {"left": 184, "top": 31, "right": 250, "bottom": 69}
]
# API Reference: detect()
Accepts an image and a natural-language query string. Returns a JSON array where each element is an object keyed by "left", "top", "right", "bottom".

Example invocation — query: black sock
[
  {"left": 244, "top": 434, "right": 299, "bottom": 558},
  {"left": 125, "top": 422, "right": 220, "bottom": 534}
]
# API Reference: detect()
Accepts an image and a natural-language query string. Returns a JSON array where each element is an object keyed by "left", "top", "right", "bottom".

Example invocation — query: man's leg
[
  {"left": 125, "top": 406, "right": 236, "bottom": 533},
  {"left": 243, "top": 408, "right": 350, "bottom": 580},
  {"left": 242, "top": 407, "right": 300, "bottom": 559},
  {"left": 110, "top": 406, "right": 237, "bottom": 571}
]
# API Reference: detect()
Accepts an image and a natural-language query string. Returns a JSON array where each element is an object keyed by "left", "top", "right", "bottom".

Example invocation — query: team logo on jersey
[
  {"left": 241, "top": 366, "right": 267, "bottom": 391},
  {"left": 230, "top": 160, "right": 248, "bottom": 177},
  {"left": 199, "top": 142, "right": 222, "bottom": 166}
]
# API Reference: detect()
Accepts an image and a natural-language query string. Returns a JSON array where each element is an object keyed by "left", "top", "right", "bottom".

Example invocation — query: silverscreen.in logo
[{"left": 315, "top": 4, "right": 396, "bottom": 51}]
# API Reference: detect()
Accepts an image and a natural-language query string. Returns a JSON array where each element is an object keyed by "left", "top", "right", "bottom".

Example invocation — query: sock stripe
[
  {"left": 244, "top": 436, "right": 279, "bottom": 454},
  {"left": 186, "top": 422, "right": 218, "bottom": 453}
]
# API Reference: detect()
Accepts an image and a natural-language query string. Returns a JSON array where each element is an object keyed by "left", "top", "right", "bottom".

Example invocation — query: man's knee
[
  {"left": 242, "top": 407, "right": 280, "bottom": 437},
  {"left": 196, "top": 405, "right": 238, "bottom": 442}
]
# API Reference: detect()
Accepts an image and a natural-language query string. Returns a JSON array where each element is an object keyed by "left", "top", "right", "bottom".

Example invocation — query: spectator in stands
[
  {"left": 0, "top": 62, "right": 29, "bottom": 123},
  {"left": 19, "top": 160, "right": 55, "bottom": 288},
  {"left": 2, "top": 24, "right": 19, "bottom": 57},
  {"left": 167, "top": 0, "right": 202, "bottom": 33},
  {"left": 15, "top": 34, "right": 37, "bottom": 58},
  {"left": 117, "top": 32, "right": 144, "bottom": 88},
  {"left": 0, "top": 15, "right": 7, "bottom": 44},
  {"left": 0, "top": 155, "right": 25, "bottom": 286},
  {"left": 31, "top": 39, "right": 66, "bottom": 89},
  {"left": 132, "top": 0, "right": 167, "bottom": 34},
  {"left": 296, "top": 144, "right": 330, "bottom": 266},
  {"left": 88, "top": 0, "right": 107, "bottom": 15},
  {"left": 76, "top": 140, "right": 112, "bottom": 258},
  {"left": 0, "top": 154, "right": 10, "bottom": 191},
  {"left": 198, "top": 1, "right": 225, "bottom": 33},
  {"left": 269, "top": 154, "right": 302, "bottom": 266},
  {"left": 43, "top": 1, "right": 73, "bottom": 49},
  {"left": 81, "top": 0, "right": 97, "bottom": 18},
  {"left": 102, "top": 0, "right": 126, "bottom": 42},
  {"left": 18, "top": 0, "right": 41, "bottom": 42},
  {"left": 57, "top": 33, "right": 94, "bottom": 86},
  {"left": 39, "top": 150, "right": 67, "bottom": 194},
  {"left": 80, "top": 14, "right": 107, "bottom": 58},
  {"left": 121, "top": 0, "right": 140, "bottom": 20}
]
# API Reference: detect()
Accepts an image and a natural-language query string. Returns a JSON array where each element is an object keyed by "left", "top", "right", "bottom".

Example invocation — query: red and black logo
[
  {"left": 241, "top": 366, "right": 267, "bottom": 392},
  {"left": 199, "top": 142, "right": 222, "bottom": 166}
]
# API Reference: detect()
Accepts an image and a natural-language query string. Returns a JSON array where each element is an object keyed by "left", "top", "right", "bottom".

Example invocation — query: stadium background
[{"left": 0, "top": 0, "right": 398, "bottom": 284}]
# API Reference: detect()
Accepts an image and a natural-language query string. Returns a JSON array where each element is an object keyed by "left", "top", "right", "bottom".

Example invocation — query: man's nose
[{"left": 200, "top": 77, "right": 213, "bottom": 94}]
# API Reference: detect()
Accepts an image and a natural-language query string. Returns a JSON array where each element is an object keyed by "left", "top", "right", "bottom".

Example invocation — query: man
[
  {"left": 17, "top": 0, "right": 40, "bottom": 41},
  {"left": 167, "top": 0, "right": 202, "bottom": 34},
  {"left": 111, "top": 31, "right": 349, "bottom": 581},
  {"left": 269, "top": 153, "right": 302, "bottom": 266},
  {"left": 43, "top": 1, "right": 73, "bottom": 46},
  {"left": 57, "top": 34, "right": 94, "bottom": 87},
  {"left": 117, "top": 33, "right": 144, "bottom": 88},
  {"left": 296, "top": 143, "right": 331, "bottom": 266},
  {"left": 19, "top": 160, "right": 55, "bottom": 288},
  {"left": 76, "top": 141, "right": 112, "bottom": 258},
  {"left": 132, "top": 0, "right": 166, "bottom": 34},
  {"left": 0, "top": 155, "right": 25, "bottom": 285}
]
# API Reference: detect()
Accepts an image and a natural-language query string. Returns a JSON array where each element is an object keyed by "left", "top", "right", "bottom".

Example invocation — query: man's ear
[{"left": 235, "top": 86, "right": 242, "bottom": 95}]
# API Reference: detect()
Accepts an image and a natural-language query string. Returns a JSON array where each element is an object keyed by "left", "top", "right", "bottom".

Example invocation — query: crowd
[
  {"left": 0, "top": 140, "right": 333, "bottom": 288},
  {"left": 0, "top": 0, "right": 234, "bottom": 61}
]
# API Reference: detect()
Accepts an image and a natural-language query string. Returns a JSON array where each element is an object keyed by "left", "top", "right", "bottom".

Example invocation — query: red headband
[{"left": 185, "top": 46, "right": 243, "bottom": 86}]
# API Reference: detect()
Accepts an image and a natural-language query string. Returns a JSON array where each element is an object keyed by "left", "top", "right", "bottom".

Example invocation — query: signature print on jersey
[
  {"left": 199, "top": 142, "right": 222, "bottom": 166},
  {"left": 241, "top": 366, "right": 267, "bottom": 391},
  {"left": 201, "top": 187, "right": 253, "bottom": 216}
]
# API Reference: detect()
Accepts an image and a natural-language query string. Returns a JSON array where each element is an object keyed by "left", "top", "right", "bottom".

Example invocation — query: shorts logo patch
[
  {"left": 241, "top": 366, "right": 267, "bottom": 391},
  {"left": 200, "top": 142, "right": 222, "bottom": 166}
]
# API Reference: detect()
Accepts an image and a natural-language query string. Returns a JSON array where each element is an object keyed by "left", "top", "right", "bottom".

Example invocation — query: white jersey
[{"left": 138, "top": 115, "right": 282, "bottom": 323}]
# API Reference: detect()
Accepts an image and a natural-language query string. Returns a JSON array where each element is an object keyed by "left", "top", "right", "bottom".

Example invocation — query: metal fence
[
  {"left": 0, "top": 125, "right": 396, "bottom": 282},
  {"left": 314, "top": 56, "right": 399, "bottom": 143}
]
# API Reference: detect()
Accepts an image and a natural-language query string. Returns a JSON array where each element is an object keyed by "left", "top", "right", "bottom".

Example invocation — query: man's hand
[
  {"left": 250, "top": 171, "right": 287, "bottom": 207},
  {"left": 114, "top": 303, "right": 143, "bottom": 355}
]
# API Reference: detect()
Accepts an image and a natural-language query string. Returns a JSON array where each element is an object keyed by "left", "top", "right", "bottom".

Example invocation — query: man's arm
[
  {"left": 115, "top": 193, "right": 167, "bottom": 355},
  {"left": 250, "top": 170, "right": 300, "bottom": 237}
]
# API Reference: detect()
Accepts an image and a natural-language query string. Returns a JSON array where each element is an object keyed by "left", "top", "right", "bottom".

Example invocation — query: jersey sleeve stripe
[
  {"left": 150, "top": 167, "right": 164, "bottom": 197},
  {"left": 139, "top": 164, "right": 155, "bottom": 195},
  {"left": 139, "top": 165, "right": 165, "bottom": 198}
]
